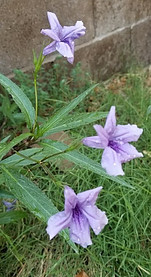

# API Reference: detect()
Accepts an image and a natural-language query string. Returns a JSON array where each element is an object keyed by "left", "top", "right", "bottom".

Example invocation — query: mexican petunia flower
[
  {"left": 3, "top": 200, "right": 16, "bottom": 212},
  {"left": 46, "top": 186, "right": 108, "bottom": 248},
  {"left": 41, "top": 12, "right": 86, "bottom": 64},
  {"left": 82, "top": 106, "right": 143, "bottom": 176}
]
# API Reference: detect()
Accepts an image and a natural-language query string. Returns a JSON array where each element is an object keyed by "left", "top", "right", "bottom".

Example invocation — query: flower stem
[
  {"left": 13, "top": 149, "right": 63, "bottom": 187},
  {"left": 33, "top": 74, "right": 38, "bottom": 133}
]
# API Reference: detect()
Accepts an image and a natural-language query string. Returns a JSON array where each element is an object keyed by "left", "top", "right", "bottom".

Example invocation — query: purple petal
[
  {"left": 93, "top": 125, "right": 109, "bottom": 148},
  {"left": 67, "top": 39, "right": 74, "bottom": 64},
  {"left": 41, "top": 29, "right": 60, "bottom": 41},
  {"left": 118, "top": 143, "right": 143, "bottom": 163},
  {"left": 43, "top": 41, "right": 57, "bottom": 56},
  {"left": 82, "top": 136, "right": 104, "bottom": 149},
  {"left": 3, "top": 200, "right": 16, "bottom": 211},
  {"left": 77, "top": 186, "right": 102, "bottom": 206},
  {"left": 104, "top": 106, "right": 116, "bottom": 135},
  {"left": 112, "top": 124, "right": 143, "bottom": 143},
  {"left": 61, "top": 21, "right": 86, "bottom": 40},
  {"left": 56, "top": 41, "right": 73, "bottom": 58},
  {"left": 82, "top": 205, "right": 108, "bottom": 235},
  {"left": 69, "top": 213, "right": 92, "bottom": 248},
  {"left": 3, "top": 200, "right": 14, "bottom": 208},
  {"left": 46, "top": 211, "right": 72, "bottom": 240},
  {"left": 47, "top": 12, "right": 62, "bottom": 33},
  {"left": 67, "top": 56, "right": 74, "bottom": 64},
  {"left": 101, "top": 147, "right": 124, "bottom": 176},
  {"left": 64, "top": 186, "right": 77, "bottom": 213}
]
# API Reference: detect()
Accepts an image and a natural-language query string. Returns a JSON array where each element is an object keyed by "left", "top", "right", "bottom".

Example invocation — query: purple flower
[
  {"left": 46, "top": 186, "right": 108, "bottom": 248},
  {"left": 3, "top": 200, "right": 16, "bottom": 211},
  {"left": 82, "top": 106, "right": 143, "bottom": 176},
  {"left": 41, "top": 12, "right": 86, "bottom": 64}
]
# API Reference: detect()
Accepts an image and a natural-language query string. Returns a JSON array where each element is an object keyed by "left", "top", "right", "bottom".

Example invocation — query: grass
[{"left": 0, "top": 62, "right": 151, "bottom": 276}]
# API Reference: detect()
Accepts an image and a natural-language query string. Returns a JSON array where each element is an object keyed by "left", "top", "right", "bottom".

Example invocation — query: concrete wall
[{"left": 0, "top": 0, "right": 151, "bottom": 79}]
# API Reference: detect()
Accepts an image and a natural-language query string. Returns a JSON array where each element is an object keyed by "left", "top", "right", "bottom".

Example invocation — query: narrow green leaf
[
  {"left": 0, "top": 148, "right": 43, "bottom": 167},
  {"left": 146, "top": 105, "right": 151, "bottom": 117},
  {"left": 42, "top": 111, "right": 108, "bottom": 136},
  {"left": 0, "top": 133, "right": 32, "bottom": 161},
  {"left": 41, "top": 140, "right": 133, "bottom": 189},
  {"left": 0, "top": 211, "right": 27, "bottom": 224},
  {"left": 2, "top": 166, "right": 78, "bottom": 253},
  {"left": 33, "top": 49, "right": 38, "bottom": 66},
  {"left": 39, "top": 84, "right": 98, "bottom": 136},
  {"left": 1, "top": 135, "right": 11, "bottom": 143},
  {"left": 0, "top": 74, "right": 35, "bottom": 129},
  {"left": 0, "top": 189, "right": 15, "bottom": 199}
]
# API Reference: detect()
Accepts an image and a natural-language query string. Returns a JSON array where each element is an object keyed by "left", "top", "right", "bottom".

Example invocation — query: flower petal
[
  {"left": 118, "top": 143, "right": 143, "bottom": 163},
  {"left": 56, "top": 41, "right": 73, "bottom": 58},
  {"left": 41, "top": 29, "right": 60, "bottom": 41},
  {"left": 101, "top": 146, "right": 124, "bottom": 176},
  {"left": 61, "top": 21, "right": 86, "bottom": 40},
  {"left": 69, "top": 213, "right": 92, "bottom": 248},
  {"left": 82, "top": 136, "right": 104, "bottom": 149},
  {"left": 43, "top": 41, "right": 57, "bottom": 56},
  {"left": 104, "top": 106, "right": 116, "bottom": 135},
  {"left": 93, "top": 124, "right": 109, "bottom": 148},
  {"left": 67, "top": 39, "right": 74, "bottom": 64},
  {"left": 67, "top": 56, "right": 74, "bottom": 64},
  {"left": 3, "top": 200, "right": 16, "bottom": 211},
  {"left": 82, "top": 205, "right": 108, "bottom": 235},
  {"left": 112, "top": 124, "right": 143, "bottom": 143},
  {"left": 47, "top": 12, "right": 62, "bottom": 33},
  {"left": 77, "top": 186, "right": 102, "bottom": 206},
  {"left": 64, "top": 186, "right": 77, "bottom": 213},
  {"left": 46, "top": 211, "right": 71, "bottom": 240}
]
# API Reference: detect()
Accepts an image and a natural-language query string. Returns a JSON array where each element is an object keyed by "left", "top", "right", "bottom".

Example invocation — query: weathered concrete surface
[
  {"left": 0, "top": 0, "right": 151, "bottom": 77},
  {"left": 131, "top": 18, "right": 151, "bottom": 66},
  {"left": 94, "top": 0, "right": 151, "bottom": 36},
  {"left": 74, "top": 28, "right": 131, "bottom": 80},
  {"left": 0, "top": 0, "right": 94, "bottom": 75}
]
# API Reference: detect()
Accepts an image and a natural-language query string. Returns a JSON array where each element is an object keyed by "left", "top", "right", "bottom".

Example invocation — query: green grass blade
[
  {"left": 42, "top": 111, "right": 108, "bottom": 136},
  {"left": 41, "top": 140, "right": 133, "bottom": 189},
  {"left": 1, "top": 166, "right": 78, "bottom": 253},
  {"left": 0, "top": 211, "right": 27, "bottom": 224},
  {"left": 0, "top": 133, "right": 32, "bottom": 161},
  {"left": 40, "top": 84, "right": 98, "bottom": 136},
  {"left": 0, "top": 74, "right": 35, "bottom": 129}
]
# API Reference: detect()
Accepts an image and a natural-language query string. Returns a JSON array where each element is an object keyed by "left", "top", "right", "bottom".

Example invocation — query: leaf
[
  {"left": 41, "top": 140, "right": 133, "bottom": 189},
  {"left": 0, "top": 189, "right": 15, "bottom": 199},
  {"left": 0, "top": 211, "right": 27, "bottom": 224},
  {"left": 146, "top": 105, "right": 151, "bottom": 117},
  {"left": 1, "top": 166, "right": 78, "bottom": 253},
  {"left": 0, "top": 133, "right": 32, "bottom": 161},
  {"left": 41, "top": 111, "right": 108, "bottom": 136},
  {"left": 1, "top": 140, "right": 133, "bottom": 188},
  {"left": 39, "top": 84, "right": 98, "bottom": 136},
  {"left": 33, "top": 49, "right": 45, "bottom": 74},
  {"left": 0, "top": 73, "right": 35, "bottom": 129},
  {"left": 0, "top": 135, "right": 11, "bottom": 143},
  {"left": 0, "top": 148, "right": 43, "bottom": 167}
]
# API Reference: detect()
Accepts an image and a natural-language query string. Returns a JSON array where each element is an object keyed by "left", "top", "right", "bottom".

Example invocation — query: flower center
[
  {"left": 72, "top": 204, "right": 82, "bottom": 221},
  {"left": 108, "top": 140, "right": 120, "bottom": 152}
]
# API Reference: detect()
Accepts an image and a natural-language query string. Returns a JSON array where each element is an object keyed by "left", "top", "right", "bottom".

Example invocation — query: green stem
[
  {"left": 14, "top": 150, "right": 62, "bottom": 187},
  {"left": 40, "top": 148, "right": 70, "bottom": 163},
  {"left": 33, "top": 74, "right": 38, "bottom": 132},
  {"left": 13, "top": 149, "right": 40, "bottom": 164},
  {"left": 40, "top": 142, "right": 80, "bottom": 163}
]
